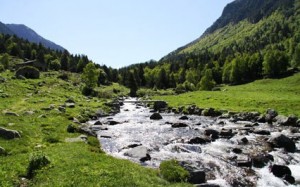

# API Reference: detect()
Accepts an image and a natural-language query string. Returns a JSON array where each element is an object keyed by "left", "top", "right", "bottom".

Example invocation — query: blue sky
[{"left": 0, "top": 0, "right": 233, "bottom": 68}]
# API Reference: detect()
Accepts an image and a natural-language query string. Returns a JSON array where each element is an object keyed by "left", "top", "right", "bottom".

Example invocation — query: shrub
[
  {"left": 26, "top": 152, "right": 50, "bottom": 178},
  {"left": 67, "top": 124, "right": 79, "bottom": 133},
  {"left": 44, "top": 136, "right": 60, "bottom": 144},
  {"left": 159, "top": 159, "right": 189, "bottom": 182}
]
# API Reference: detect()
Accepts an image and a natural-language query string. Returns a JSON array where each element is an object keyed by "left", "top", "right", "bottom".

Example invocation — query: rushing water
[{"left": 90, "top": 98, "right": 300, "bottom": 186}]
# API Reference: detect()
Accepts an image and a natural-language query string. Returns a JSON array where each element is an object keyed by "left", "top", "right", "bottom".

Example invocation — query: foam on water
[{"left": 93, "top": 99, "right": 300, "bottom": 187}]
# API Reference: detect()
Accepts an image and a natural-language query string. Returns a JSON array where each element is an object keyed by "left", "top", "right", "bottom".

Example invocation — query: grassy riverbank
[
  {"left": 153, "top": 73, "right": 300, "bottom": 117},
  {"left": 0, "top": 71, "right": 191, "bottom": 187}
]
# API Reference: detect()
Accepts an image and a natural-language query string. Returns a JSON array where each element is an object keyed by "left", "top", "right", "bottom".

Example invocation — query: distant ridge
[{"left": 0, "top": 21, "right": 65, "bottom": 51}]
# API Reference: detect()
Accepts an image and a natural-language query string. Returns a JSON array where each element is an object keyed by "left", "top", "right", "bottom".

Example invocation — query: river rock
[
  {"left": 269, "top": 134, "right": 296, "bottom": 152},
  {"left": 275, "top": 115, "right": 298, "bottom": 126},
  {"left": 94, "top": 121, "right": 102, "bottom": 125},
  {"left": 124, "top": 146, "right": 148, "bottom": 159},
  {"left": 172, "top": 123, "right": 188, "bottom": 128},
  {"left": 251, "top": 154, "right": 273, "bottom": 168},
  {"left": 153, "top": 101, "right": 167, "bottom": 111},
  {"left": 0, "top": 127, "right": 21, "bottom": 139},
  {"left": 265, "top": 109, "right": 278, "bottom": 123},
  {"left": 283, "top": 174, "right": 295, "bottom": 184},
  {"left": 232, "top": 148, "right": 242, "bottom": 154},
  {"left": 241, "top": 137, "right": 249, "bottom": 144},
  {"left": 219, "top": 129, "right": 234, "bottom": 138},
  {"left": 270, "top": 165, "right": 292, "bottom": 178},
  {"left": 179, "top": 116, "right": 189, "bottom": 120},
  {"left": 188, "top": 170, "right": 206, "bottom": 184},
  {"left": 202, "top": 108, "right": 222, "bottom": 117},
  {"left": 95, "top": 109, "right": 107, "bottom": 117},
  {"left": 188, "top": 137, "right": 210, "bottom": 144},
  {"left": 150, "top": 113, "right": 162, "bottom": 120},
  {"left": 140, "top": 153, "right": 151, "bottom": 162},
  {"left": 253, "top": 130, "right": 270, "bottom": 135},
  {"left": 108, "top": 121, "right": 120, "bottom": 125},
  {"left": 204, "top": 129, "right": 219, "bottom": 139}
]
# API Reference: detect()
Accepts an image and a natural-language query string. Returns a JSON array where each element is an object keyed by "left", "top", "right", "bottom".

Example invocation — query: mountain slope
[
  {"left": 0, "top": 21, "right": 14, "bottom": 35},
  {"left": 5, "top": 24, "right": 65, "bottom": 51},
  {"left": 163, "top": 0, "right": 296, "bottom": 60}
]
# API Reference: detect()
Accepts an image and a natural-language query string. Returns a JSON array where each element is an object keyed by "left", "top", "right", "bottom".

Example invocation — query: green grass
[
  {"left": 0, "top": 70, "right": 190, "bottom": 187},
  {"left": 153, "top": 73, "right": 300, "bottom": 117}
]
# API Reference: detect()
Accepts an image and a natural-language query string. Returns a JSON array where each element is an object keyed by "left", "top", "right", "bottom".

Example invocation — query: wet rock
[
  {"left": 241, "top": 137, "right": 249, "bottom": 144},
  {"left": 237, "top": 160, "right": 252, "bottom": 167},
  {"left": 188, "top": 170, "right": 206, "bottom": 184},
  {"left": 140, "top": 153, "right": 151, "bottom": 162},
  {"left": 153, "top": 101, "right": 167, "bottom": 111},
  {"left": 265, "top": 108, "right": 278, "bottom": 123},
  {"left": 0, "top": 127, "right": 21, "bottom": 139},
  {"left": 150, "top": 113, "right": 162, "bottom": 120},
  {"left": 269, "top": 134, "right": 296, "bottom": 152},
  {"left": 100, "top": 135, "right": 112, "bottom": 138},
  {"left": 283, "top": 174, "right": 295, "bottom": 184},
  {"left": 171, "top": 123, "right": 188, "bottom": 128},
  {"left": 188, "top": 137, "right": 210, "bottom": 144},
  {"left": 251, "top": 154, "right": 273, "bottom": 168},
  {"left": 270, "top": 165, "right": 292, "bottom": 178},
  {"left": 108, "top": 121, "right": 120, "bottom": 125},
  {"left": 253, "top": 130, "right": 270, "bottom": 135},
  {"left": 275, "top": 115, "right": 298, "bottom": 126},
  {"left": 204, "top": 129, "right": 219, "bottom": 139},
  {"left": 219, "top": 129, "right": 234, "bottom": 138},
  {"left": 94, "top": 121, "right": 102, "bottom": 125},
  {"left": 237, "top": 112, "right": 260, "bottom": 122},
  {"left": 232, "top": 148, "right": 242, "bottom": 154},
  {"left": 124, "top": 146, "right": 148, "bottom": 159},
  {"left": 179, "top": 116, "right": 189, "bottom": 120},
  {"left": 126, "top": 144, "right": 142, "bottom": 149}
]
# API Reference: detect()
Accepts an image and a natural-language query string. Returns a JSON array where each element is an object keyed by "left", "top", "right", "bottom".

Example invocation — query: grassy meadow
[
  {"left": 153, "top": 73, "right": 300, "bottom": 117},
  {"left": 0, "top": 70, "right": 190, "bottom": 187}
]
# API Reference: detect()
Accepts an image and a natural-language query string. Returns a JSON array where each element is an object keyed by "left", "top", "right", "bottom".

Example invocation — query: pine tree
[{"left": 128, "top": 72, "right": 138, "bottom": 97}]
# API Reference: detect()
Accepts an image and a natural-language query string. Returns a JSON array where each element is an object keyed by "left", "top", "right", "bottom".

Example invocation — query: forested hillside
[
  {"left": 0, "top": 34, "right": 117, "bottom": 85},
  {"left": 119, "top": 0, "right": 300, "bottom": 92}
]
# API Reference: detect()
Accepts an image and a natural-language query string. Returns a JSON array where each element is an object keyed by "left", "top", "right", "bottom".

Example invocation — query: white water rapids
[{"left": 90, "top": 98, "right": 300, "bottom": 187}]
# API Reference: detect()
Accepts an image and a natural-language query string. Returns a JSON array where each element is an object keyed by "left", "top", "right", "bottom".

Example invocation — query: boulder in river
[
  {"left": 269, "top": 134, "right": 296, "bottom": 152},
  {"left": 108, "top": 121, "right": 120, "bottom": 125},
  {"left": 179, "top": 116, "right": 189, "bottom": 120},
  {"left": 188, "top": 137, "right": 210, "bottom": 144},
  {"left": 253, "top": 130, "right": 270, "bottom": 135},
  {"left": 94, "top": 121, "right": 102, "bottom": 125},
  {"left": 251, "top": 154, "right": 273, "bottom": 168},
  {"left": 219, "top": 129, "right": 234, "bottom": 138},
  {"left": 270, "top": 165, "right": 292, "bottom": 178},
  {"left": 188, "top": 170, "right": 206, "bottom": 184},
  {"left": 0, "top": 127, "right": 21, "bottom": 139},
  {"left": 171, "top": 123, "right": 188, "bottom": 128},
  {"left": 275, "top": 115, "right": 298, "bottom": 126},
  {"left": 150, "top": 113, "right": 162, "bottom": 120},
  {"left": 204, "top": 129, "right": 219, "bottom": 139},
  {"left": 124, "top": 146, "right": 149, "bottom": 159}
]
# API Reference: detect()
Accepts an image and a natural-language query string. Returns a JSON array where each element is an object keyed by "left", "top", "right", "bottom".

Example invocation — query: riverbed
[{"left": 90, "top": 98, "right": 300, "bottom": 186}]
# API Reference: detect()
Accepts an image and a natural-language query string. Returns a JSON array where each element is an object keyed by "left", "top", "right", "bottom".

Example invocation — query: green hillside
[{"left": 153, "top": 72, "right": 300, "bottom": 116}]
